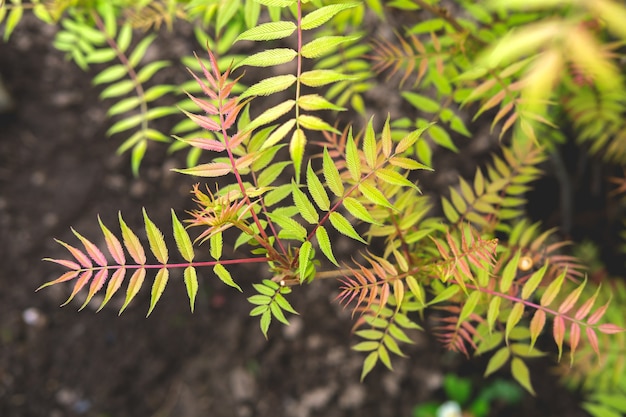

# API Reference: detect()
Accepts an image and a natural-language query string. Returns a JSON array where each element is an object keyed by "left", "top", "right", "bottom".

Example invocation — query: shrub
[{"left": 3, "top": 0, "right": 626, "bottom": 414}]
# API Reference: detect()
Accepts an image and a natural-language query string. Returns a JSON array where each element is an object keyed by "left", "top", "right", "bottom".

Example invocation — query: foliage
[
  {"left": 3, "top": 0, "right": 626, "bottom": 413},
  {"left": 411, "top": 373, "right": 523, "bottom": 417}
]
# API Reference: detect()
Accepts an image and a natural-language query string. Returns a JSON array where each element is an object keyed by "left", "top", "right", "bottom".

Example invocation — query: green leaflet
[
  {"left": 301, "top": 3, "right": 360, "bottom": 30},
  {"left": 97, "top": 268, "right": 125, "bottom": 312},
  {"left": 292, "top": 180, "right": 319, "bottom": 224},
  {"left": 290, "top": 128, "right": 306, "bottom": 182},
  {"left": 243, "top": 100, "right": 295, "bottom": 134},
  {"left": 511, "top": 357, "right": 535, "bottom": 395},
  {"left": 329, "top": 212, "right": 366, "bottom": 243},
  {"left": 298, "top": 241, "right": 313, "bottom": 283},
  {"left": 235, "top": 21, "right": 296, "bottom": 42},
  {"left": 345, "top": 132, "right": 361, "bottom": 181},
  {"left": 300, "top": 70, "right": 354, "bottom": 87},
  {"left": 316, "top": 226, "right": 338, "bottom": 266},
  {"left": 301, "top": 35, "right": 360, "bottom": 59},
  {"left": 143, "top": 208, "right": 168, "bottom": 264},
  {"left": 256, "top": 0, "right": 296, "bottom": 6},
  {"left": 297, "top": 94, "right": 346, "bottom": 111},
  {"left": 358, "top": 181, "right": 395, "bottom": 210},
  {"left": 342, "top": 197, "right": 378, "bottom": 224},
  {"left": 267, "top": 212, "right": 307, "bottom": 241},
  {"left": 129, "top": 35, "right": 157, "bottom": 67},
  {"left": 240, "top": 74, "right": 297, "bottom": 98},
  {"left": 297, "top": 114, "right": 339, "bottom": 133},
  {"left": 214, "top": 263, "right": 242, "bottom": 292},
  {"left": 323, "top": 148, "right": 344, "bottom": 197},
  {"left": 235, "top": 48, "right": 297, "bottom": 69},
  {"left": 306, "top": 162, "right": 330, "bottom": 211},
  {"left": 184, "top": 266, "right": 199, "bottom": 312},
  {"left": 484, "top": 346, "right": 510, "bottom": 377},
  {"left": 93, "top": 65, "right": 127, "bottom": 85},
  {"left": 147, "top": 268, "right": 169, "bottom": 317}
]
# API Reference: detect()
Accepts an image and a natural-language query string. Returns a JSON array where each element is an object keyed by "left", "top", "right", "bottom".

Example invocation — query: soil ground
[{"left": 0, "top": 15, "right": 592, "bottom": 417}]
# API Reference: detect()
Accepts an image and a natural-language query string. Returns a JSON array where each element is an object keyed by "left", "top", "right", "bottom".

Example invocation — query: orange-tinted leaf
[
  {"left": 119, "top": 213, "right": 146, "bottom": 265},
  {"left": 574, "top": 286, "right": 601, "bottom": 321},
  {"left": 587, "top": 300, "right": 610, "bottom": 325},
  {"left": 529, "top": 309, "right": 545, "bottom": 350},
  {"left": 61, "top": 270, "right": 93, "bottom": 307},
  {"left": 97, "top": 267, "right": 126, "bottom": 312},
  {"left": 55, "top": 239, "right": 92, "bottom": 268},
  {"left": 36, "top": 269, "right": 80, "bottom": 291},
  {"left": 558, "top": 278, "right": 586, "bottom": 314},
  {"left": 98, "top": 215, "right": 125, "bottom": 265},
  {"left": 553, "top": 315, "right": 565, "bottom": 360},
  {"left": 71, "top": 228, "right": 107, "bottom": 266},
  {"left": 569, "top": 323, "right": 581, "bottom": 366},
  {"left": 79, "top": 269, "right": 109, "bottom": 311}
]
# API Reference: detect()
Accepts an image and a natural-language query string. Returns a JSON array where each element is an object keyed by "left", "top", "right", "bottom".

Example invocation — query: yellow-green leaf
[
  {"left": 323, "top": 148, "right": 344, "bottom": 197},
  {"left": 511, "top": 357, "right": 535, "bottom": 395},
  {"left": 147, "top": 268, "right": 169, "bottom": 316},
  {"left": 316, "top": 226, "right": 338, "bottom": 266},
  {"left": 119, "top": 267, "right": 146, "bottom": 314},
  {"left": 307, "top": 162, "right": 330, "bottom": 211},
  {"left": 171, "top": 210, "right": 194, "bottom": 262},
  {"left": 143, "top": 208, "right": 168, "bottom": 264},
  {"left": 329, "top": 212, "right": 366, "bottom": 243},
  {"left": 240, "top": 74, "right": 296, "bottom": 98},
  {"left": 484, "top": 347, "right": 510, "bottom": 377},
  {"left": 214, "top": 263, "right": 242, "bottom": 292},
  {"left": 119, "top": 212, "right": 146, "bottom": 265},
  {"left": 184, "top": 266, "right": 199, "bottom": 312}
]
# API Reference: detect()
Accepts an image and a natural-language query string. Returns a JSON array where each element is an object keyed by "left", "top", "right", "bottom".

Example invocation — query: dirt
[{"left": 0, "top": 16, "right": 592, "bottom": 417}]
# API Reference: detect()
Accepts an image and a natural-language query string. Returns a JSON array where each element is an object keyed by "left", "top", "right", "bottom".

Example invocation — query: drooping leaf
[
  {"left": 511, "top": 357, "right": 535, "bottom": 395},
  {"left": 147, "top": 268, "right": 169, "bottom": 316},
  {"left": 214, "top": 263, "right": 242, "bottom": 292},
  {"left": 119, "top": 267, "right": 146, "bottom": 314},
  {"left": 184, "top": 266, "right": 199, "bottom": 312}
]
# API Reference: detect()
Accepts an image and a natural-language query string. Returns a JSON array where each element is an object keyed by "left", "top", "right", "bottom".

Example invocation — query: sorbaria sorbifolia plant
[{"left": 3, "top": 0, "right": 626, "bottom": 414}]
